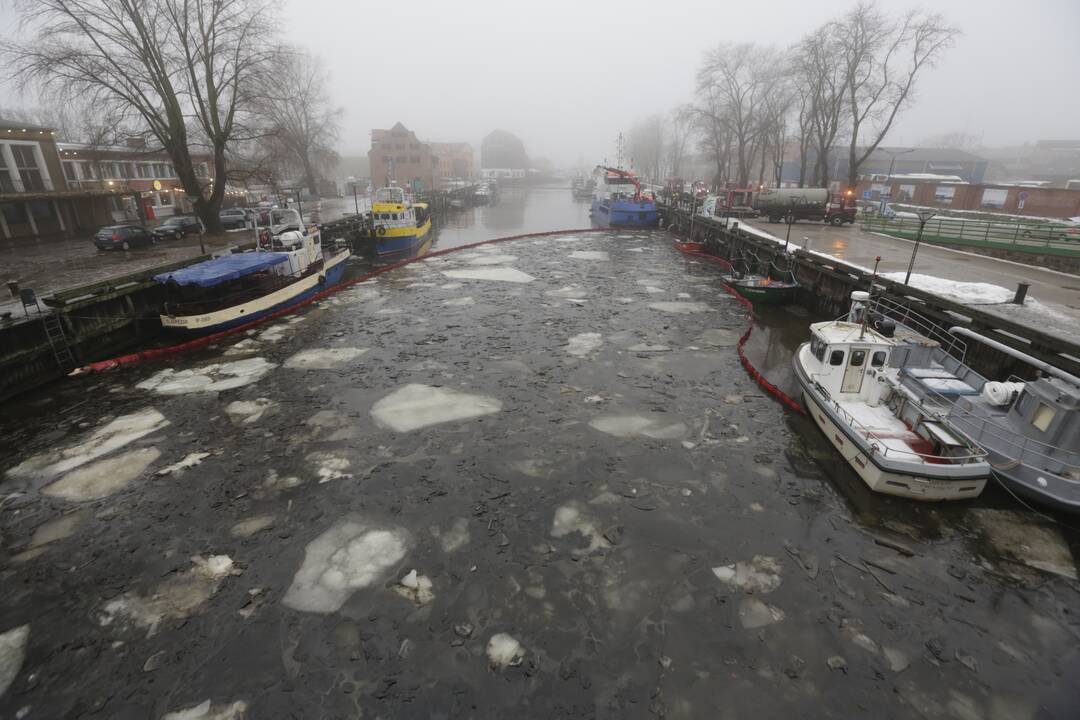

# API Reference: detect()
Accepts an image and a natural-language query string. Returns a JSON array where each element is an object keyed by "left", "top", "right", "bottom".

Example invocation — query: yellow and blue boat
[{"left": 370, "top": 186, "right": 432, "bottom": 260}]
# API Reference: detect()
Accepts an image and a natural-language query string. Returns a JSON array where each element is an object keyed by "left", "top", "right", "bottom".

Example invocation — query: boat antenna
[{"left": 860, "top": 255, "right": 881, "bottom": 339}]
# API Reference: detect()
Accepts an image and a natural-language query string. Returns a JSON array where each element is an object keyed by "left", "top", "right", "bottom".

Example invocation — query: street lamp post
[
  {"left": 783, "top": 195, "right": 805, "bottom": 252},
  {"left": 904, "top": 208, "right": 937, "bottom": 285}
]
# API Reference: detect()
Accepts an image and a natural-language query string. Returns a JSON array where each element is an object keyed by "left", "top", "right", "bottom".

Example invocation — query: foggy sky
[{"left": 2, "top": 0, "right": 1078, "bottom": 166}]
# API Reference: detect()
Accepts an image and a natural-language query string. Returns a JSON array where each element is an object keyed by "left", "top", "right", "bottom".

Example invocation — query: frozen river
[{"left": 0, "top": 191, "right": 1078, "bottom": 718}]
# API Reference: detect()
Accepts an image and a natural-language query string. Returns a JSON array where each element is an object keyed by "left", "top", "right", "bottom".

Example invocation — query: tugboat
[
  {"left": 792, "top": 290, "right": 991, "bottom": 501},
  {"left": 369, "top": 185, "right": 432, "bottom": 260},
  {"left": 590, "top": 165, "right": 659, "bottom": 228},
  {"left": 154, "top": 208, "right": 350, "bottom": 334}
]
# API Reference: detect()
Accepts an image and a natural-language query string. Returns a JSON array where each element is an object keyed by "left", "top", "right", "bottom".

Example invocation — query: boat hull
[
  {"left": 159, "top": 250, "right": 351, "bottom": 334},
  {"left": 591, "top": 199, "right": 659, "bottom": 228},
  {"left": 376, "top": 218, "right": 432, "bottom": 257},
  {"left": 731, "top": 281, "right": 797, "bottom": 305},
  {"left": 792, "top": 348, "right": 987, "bottom": 501}
]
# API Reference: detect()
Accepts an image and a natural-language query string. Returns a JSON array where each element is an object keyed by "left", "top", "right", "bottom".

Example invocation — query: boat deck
[{"left": 836, "top": 401, "right": 944, "bottom": 464}]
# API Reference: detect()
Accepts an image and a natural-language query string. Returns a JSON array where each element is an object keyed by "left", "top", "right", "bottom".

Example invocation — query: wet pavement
[{"left": 1, "top": 219, "right": 1078, "bottom": 719}]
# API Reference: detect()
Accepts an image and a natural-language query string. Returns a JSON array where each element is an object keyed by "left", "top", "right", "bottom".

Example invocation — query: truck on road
[{"left": 754, "top": 187, "right": 857, "bottom": 226}]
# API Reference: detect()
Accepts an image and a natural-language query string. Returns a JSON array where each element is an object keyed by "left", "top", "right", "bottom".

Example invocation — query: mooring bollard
[{"left": 1012, "top": 282, "right": 1030, "bottom": 305}]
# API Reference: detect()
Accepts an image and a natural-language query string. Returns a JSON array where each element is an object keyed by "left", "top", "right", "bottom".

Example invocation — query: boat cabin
[
  {"left": 1005, "top": 378, "right": 1080, "bottom": 457},
  {"left": 371, "top": 186, "right": 429, "bottom": 233}
]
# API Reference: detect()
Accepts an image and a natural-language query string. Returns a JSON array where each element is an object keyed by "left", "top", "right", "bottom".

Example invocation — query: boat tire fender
[{"left": 376, "top": 225, "right": 386, "bottom": 236}]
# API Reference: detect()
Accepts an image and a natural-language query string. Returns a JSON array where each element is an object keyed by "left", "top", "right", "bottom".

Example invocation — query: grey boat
[{"left": 864, "top": 296, "right": 1080, "bottom": 513}]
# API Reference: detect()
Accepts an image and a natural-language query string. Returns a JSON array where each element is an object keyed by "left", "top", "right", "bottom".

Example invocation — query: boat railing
[
  {"left": 812, "top": 380, "right": 988, "bottom": 465},
  {"left": 865, "top": 296, "right": 968, "bottom": 360},
  {"left": 911, "top": 383, "right": 1080, "bottom": 475}
]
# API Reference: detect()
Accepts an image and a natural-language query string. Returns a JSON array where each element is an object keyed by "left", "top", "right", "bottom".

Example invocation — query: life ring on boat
[{"left": 376, "top": 225, "right": 387, "bottom": 236}]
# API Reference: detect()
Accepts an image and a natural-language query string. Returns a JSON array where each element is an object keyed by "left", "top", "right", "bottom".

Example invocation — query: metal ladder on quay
[{"left": 42, "top": 312, "right": 76, "bottom": 371}]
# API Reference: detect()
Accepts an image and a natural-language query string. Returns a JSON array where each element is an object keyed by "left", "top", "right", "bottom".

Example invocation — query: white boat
[{"left": 792, "top": 291, "right": 991, "bottom": 501}]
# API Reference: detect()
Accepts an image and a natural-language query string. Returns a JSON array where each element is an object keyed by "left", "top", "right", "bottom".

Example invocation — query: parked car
[
  {"left": 93, "top": 225, "right": 155, "bottom": 251},
  {"left": 153, "top": 215, "right": 203, "bottom": 241},
  {"left": 219, "top": 207, "right": 250, "bottom": 230}
]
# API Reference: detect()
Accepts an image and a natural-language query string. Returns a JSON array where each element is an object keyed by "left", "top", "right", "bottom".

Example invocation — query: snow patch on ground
[
  {"left": 100, "top": 555, "right": 235, "bottom": 635},
  {"left": 7, "top": 408, "right": 168, "bottom": 481},
  {"left": 156, "top": 452, "right": 210, "bottom": 477},
  {"left": 284, "top": 347, "right": 367, "bottom": 370},
  {"left": 43, "top": 447, "right": 161, "bottom": 501},
  {"left": 283, "top": 518, "right": 410, "bottom": 613},
  {"left": 137, "top": 358, "right": 275, "bottom": 395},
  {"left": 712, "top": 556, "right": 783, "bottom": 593},
  {"left": 486, "top": 633, "right": 525, "bottom": 669},
  {"left": 648, "top": 301, "right": 713, "bottom": 314},
  {"left": 589, "top": 414, "right": 687, "bottom": 440},
  {"left": 0, "top": 624, "right": 30, "bottom": 698},
  {"left": 566, "top": 332, "right": 603, "bottom": 357},
  {"left": 569, "top": 250, "right": 610, "bottom": 261},
  {"left": 370, "top": 383, "right": 502, "bottom": 432},
  {"left": 442, "top": 267, "right": 536, "bottom": 284},
  {"left": 224, "top": 398, "right": 276, "bottom": 425},
  {"left": 161, "top": 699, "right": 248, "bottom": 720},
  {"left": 551, "top": 502, "right": 610, "bottom": 551}
]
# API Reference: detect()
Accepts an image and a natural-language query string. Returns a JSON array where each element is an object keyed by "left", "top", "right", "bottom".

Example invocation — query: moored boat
[
  {"left": 729, "top": 276, "right": 798, "bottom": 305},
  {"left": 369, "top": 185, "right": 432, "bottom": 259},
  {"left": 590, "top": 165, "right": 658, "bottom": 228},
  {"left": 155, "top": 214, "right": 349, "bottom": 334},
  {"left": 793, "top": 292, "right": 991, "bottom": 501}
]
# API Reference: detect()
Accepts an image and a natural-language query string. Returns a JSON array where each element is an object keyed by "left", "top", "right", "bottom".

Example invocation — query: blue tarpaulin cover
[{"left": 154, "top": 252, "right": 290, "bottom": 288}]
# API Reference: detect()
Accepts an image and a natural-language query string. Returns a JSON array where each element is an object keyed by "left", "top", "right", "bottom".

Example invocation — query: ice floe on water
[
  {"left": 565, "top": 332, "right": 603, "bottom": 357},
  {"left": 969, "top": 509, "right": 1077, "bottom": 579},
  {"left": 712, "top": 556, "right": 783, "bottom": 593},
  {"left": 283, "top": 518, "right": 410, "bottom": 613},
  {"left": 589, "top": 414, "right": 687, "bottom": 440},
  {"left": 306, "top": 451, "right": 352, "bottom": 483},
  {"left": 7, "top": 408, "right": 168, "bottom": 481},
  {"left": 569, "top": 250, "right": 610, "bottom": 261},
  {"left": 644, "top": 286, "right": 664, "bottom": 294},
  {"left": 161, "top": 699, "right": 247, "bottom": 720},
  {"left": 432, "top": 517, "right": 470, "bottom": 553},
  {"left": 137, "top": 358, "right": 275, "bottom": 395},
  {"left": 29, "top": 510, "right": 88, "bottom": 547},
  {"left": 223, "top": 338, "right": 260, "bottom": 356},
  {"left": 101, "top": 555, "right": 236, "bottom": 636},
  {"left": 551, "top": 502, "right": 610, "bottom": 551},
  {"left": 442, "top": 268, "right": 536, "bottom": 283},
  {"left": 648, "top": 301, "right": 713, "bottom": 314},
  {"left": 0, "top": 624, "right": 30, "bottom": 698},
  {"left": 230, "top": 514, "right": 276, "bottom": 538},
  {"left": 443, "top": 296, "right": 475, "bottom": 307},
  {"left": 43, "top": 447, "right": 161, "bottom": 501},
  {"left": 302, "top": 410, "right": 358, "bottom": 442},
  {"left": 224, "top": 398, "right": 276, "bottom": 425},
  {"left": 698, "top": 328, "right": 741, "bottom": 347},
  {"left": 466, "top": 254, "right": 518, "bottom": 266},
  {"left": 546, "top": 285, "right": 588, "bottom": 298},
  {"left": 738, "top": 598, "right": 785, "bottom": 629},
  {"left": 439, "top": 282, "right": 463, "bottom": 290},
  {"left": 394, "top": 569, "right": 435, "bottom": 606},
  {"left": 486, "top": 633, "right": 525, "bottom": 669},
  {"left": 284, "top": 347, "right": 367, "bottom": 370},
  {"left": 628, "top": 343, "right": 670, "bottom": 353},
  {"left": 370, "top": 383, "right": 502, "bottom": 432},
  {"left": 156, "top": 452, "right": 210, "bottom": 477}
]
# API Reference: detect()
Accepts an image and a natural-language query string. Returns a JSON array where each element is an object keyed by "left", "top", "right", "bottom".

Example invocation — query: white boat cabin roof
[{"left": 809, "top": 321, "right": 896, "bottom": 348}]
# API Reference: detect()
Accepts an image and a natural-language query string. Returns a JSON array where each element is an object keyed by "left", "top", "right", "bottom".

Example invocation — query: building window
[
  {"left": 395, "top": 156, "right": 407, "bottom": 163},
  {"left": 62, "top": 162, "right": 77, "bottom": 182},
  {"left": 934, "top": 185, "right": 955, "bottom": 203},
  {"left": 121, "top": 162, "right": 134, "bottom": 179},
  {"left": 29, "top": 200, "right": 54, "bottom": 221},
  {"left": 0, "top": 165, "right": 15, "bottom": 192},
  {"left": 2, "top": 202, "right": 28, "bottom": 225},
  {"left": 981, "top": 188, "right": 1008, "bottom": 209},
  {"left": 11, "top": 145, "right": 45, "bottom": 190},
  {"left": 194, "top": 163, "right": 208, "bottom": 178}
]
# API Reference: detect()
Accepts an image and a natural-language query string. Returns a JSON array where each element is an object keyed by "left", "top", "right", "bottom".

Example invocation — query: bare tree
[
  {"left": 795, "top": 26, "right": 848, "bottom": 187},
  {"left": 3, "top": 0, "right": 276, "bottom": 233},
  {"left": 695, "top": 43, "right": 780, "bottom": 186},
  {"left": 687, "top": 86, "right": 732, "bottom": 187},
  {"left": 840, "top": 2, "right": 959, "bottom": 189},
  {"left": 627, "top": 114, "right": 665, "bottom": 184},
  {"left": 254, "top": 48, "right": 342, "bottom": 198},
  {"left": 666, "top": 106, "right": 695, "bottom": 180}
]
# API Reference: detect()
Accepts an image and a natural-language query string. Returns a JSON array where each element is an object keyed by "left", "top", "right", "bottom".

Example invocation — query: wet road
[
  {"left": 758, "top": 219, "right": 1080, "bottom": 312},
  {"left": 1, "top": 214, "right": 1078, "bottom": 718}
]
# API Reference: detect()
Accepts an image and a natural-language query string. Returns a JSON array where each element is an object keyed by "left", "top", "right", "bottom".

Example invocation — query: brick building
[
  {"left": 429, "top": 141, "right": 475, "bottom": 183},
  {"left": 855, "top": 177, "right": 1080, "bottom": 219},
  {"left": 368, "top": 122, "right": 436, "bottom": 191}
]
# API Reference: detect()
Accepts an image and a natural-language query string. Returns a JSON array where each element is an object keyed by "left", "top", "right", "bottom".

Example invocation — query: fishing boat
[
  {"left": 729, "top": 275, "right": 798, "bottom": 305},
  {"left": 590, "top": 165, "right": 658, "bottom": 228},
  {"left": 863, "top": 296, "right": 1080, "bottom": 512},
  {"left": 792, "top": 291, "right": 991, "bottom": 501},
  {"left": 154, "top": 211, "right": 350, "bottom": 334},
  {"left": 571, "top": 176, "right": 595, "bottom": 201},
  {"left": 369, "top": 185, "right": 432, "bottom": 259}
]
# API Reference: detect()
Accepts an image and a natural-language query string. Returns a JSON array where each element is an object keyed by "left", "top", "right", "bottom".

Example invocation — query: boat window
[
  {"left": 871, "top": 351, "right": 886, "bottom": 367},
  {"left": 829, "top": 350, "right": 845, "bottom": 366},
  {"left": 850, "top": 350, "right": 866, "bottom": 367},
  {"left": 1032, "top": 402, "right": 1056, "bottom": 432}
]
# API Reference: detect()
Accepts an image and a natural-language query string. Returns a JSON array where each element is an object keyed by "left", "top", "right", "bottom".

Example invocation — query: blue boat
[
  {"left": 155, "top": 220, "right": 350, "bottom": 334},
  {"left": 590, "top": 166, "right": 659, "bottom": 228}
]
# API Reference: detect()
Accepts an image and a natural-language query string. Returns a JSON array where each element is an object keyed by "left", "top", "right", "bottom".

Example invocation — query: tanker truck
[{"left": 753, "top": 187, "right": 857, "bottom": 226}]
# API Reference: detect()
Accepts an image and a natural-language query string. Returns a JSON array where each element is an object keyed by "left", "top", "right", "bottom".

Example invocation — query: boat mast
[{"left": 861, "top": 255, "right": 881, "bottom": 339}]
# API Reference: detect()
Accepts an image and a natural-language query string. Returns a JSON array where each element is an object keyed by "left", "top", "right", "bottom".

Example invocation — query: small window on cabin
[
  {"left": 871, "top": 351, "right": 886, "bottom": 367},
  {"left": 829, "top": 350, "right": 845, "bottom": 366},
  {"left": 850, "top": 350, "right": 866, "bottom": 367},
  {"left": 1031, "top": 402, "right": 1056, "bottom": 432}
]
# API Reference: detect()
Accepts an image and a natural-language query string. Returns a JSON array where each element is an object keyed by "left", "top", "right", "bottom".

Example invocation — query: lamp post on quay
[
  {"left": 783, "top": 195, "right": 805, "bottom": 252},
  {"left": 904, "top": 208, "right": 938, "bottom": 285}
]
